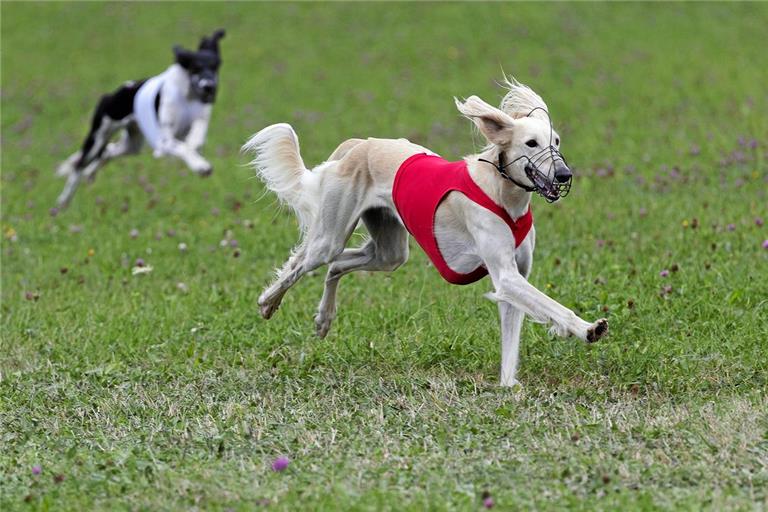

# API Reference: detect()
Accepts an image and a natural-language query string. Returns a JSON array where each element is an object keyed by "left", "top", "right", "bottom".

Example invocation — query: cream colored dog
[{"left": 244, "top": 81, "right": 607, "bottom": 386}]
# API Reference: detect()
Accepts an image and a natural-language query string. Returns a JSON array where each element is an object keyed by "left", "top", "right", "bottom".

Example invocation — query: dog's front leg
[
  {"left": 184, "top": 107, "right": 211, "bottom": 152},
  {"left": 498, "top": 301, "right": 525, "bottom": 387},
  {"left": 156, "top": 135, "right": 212, "bottom": 176},
  {"left": 472, "top": 216, "right": 608, "bottom": 345},
  {"left": 490, "top": 269, "right": 607, "bottom": 342},
  {"left": 154, "top": 103, "right": 212, "bottom": 175}
]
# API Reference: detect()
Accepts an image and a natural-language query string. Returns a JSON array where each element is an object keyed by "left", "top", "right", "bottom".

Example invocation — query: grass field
[{"left": 2, "top": 2, "right": 767, "bottom": 510}]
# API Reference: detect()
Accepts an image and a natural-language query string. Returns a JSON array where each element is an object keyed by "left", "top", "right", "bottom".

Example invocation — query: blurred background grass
[{"left": 2, "top": 2, "right": 767, "bottom": 510}]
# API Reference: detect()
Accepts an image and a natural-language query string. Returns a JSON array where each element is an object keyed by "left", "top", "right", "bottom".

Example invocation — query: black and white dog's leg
[
  {"left": 84, "top": 123, "right": 143, "bottom": 182},
  {"left": 156, "top": 109, "right": 212, "bottom": 176},
  {"left": 56, "top": 107, "right": 118, "bottom": 208},
  {"left": 185, "top": 107, "right": 211, "bottom": 153},
  {"left": 56, "top": 150, "right": 83, "bottom": 178},
  {"left": 156, "top": 134, "right": 212, "bottom": 176}
]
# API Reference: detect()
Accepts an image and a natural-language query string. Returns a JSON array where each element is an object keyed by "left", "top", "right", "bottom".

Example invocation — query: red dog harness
[{"left": 392, "top": 153, "right": 533, "bottom": 285}]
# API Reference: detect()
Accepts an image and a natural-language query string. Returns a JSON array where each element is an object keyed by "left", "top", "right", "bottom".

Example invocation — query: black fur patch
[
  {"left": 102, "top": 79, "right": 147, "bottom": 120},
  {"left": 77, "top": 79, "right": 147, "bottom": 168}
]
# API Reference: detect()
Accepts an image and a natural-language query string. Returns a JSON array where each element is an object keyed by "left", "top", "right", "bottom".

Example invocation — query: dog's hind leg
[
  {"left": 258, "top": 170, "right": 369, "bottom": 319},
  {"left": 258, "top": 226, "right": 350, "bottom": 320},
  {"left": 56, "top": 171, "right": 85, "bottom": 210},
  {"left": 56, "top": 150, "right": 83, "bottom": 177},
  {"left": 56, "top": 108, "right": 118, "bottom": 208},
  {"left": 314, "top": 207, "right": 409, "bottom": 338},
  {"left": 84, "top": 123, "right": 143, "bottom": 181},
  {"left": 327, "top": 138, "right": 364, "bottom": 161}
]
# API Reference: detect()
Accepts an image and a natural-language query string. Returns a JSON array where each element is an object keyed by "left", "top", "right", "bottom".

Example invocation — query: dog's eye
[
  {"left": 555, "top": 137, "right": 560, "bottom": 145},
  {"left": 525, "top": 140, "right": 538, "bottom": 148}
]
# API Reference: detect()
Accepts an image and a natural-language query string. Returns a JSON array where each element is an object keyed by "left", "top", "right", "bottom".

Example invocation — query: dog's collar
[{"left": 478, "top": 152, "right": 537, "bottom": 193}]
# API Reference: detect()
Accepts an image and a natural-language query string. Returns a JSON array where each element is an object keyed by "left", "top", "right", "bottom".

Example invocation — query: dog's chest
[{"left": 168, "top": 99, "right": 206, "bottom": 136}]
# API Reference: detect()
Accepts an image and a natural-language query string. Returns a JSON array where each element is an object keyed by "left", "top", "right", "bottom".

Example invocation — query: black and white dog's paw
[{"left": 191, "top": 158, "right": 213, "bottom": 177}]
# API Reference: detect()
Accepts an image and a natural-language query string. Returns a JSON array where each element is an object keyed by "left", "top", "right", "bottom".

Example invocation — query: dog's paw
[
  {"left": 586, "top": 318, "right": 609, "bottom": 343},
  {"left": 314, "top": 313, "right": 334, "bottom": 339},
  {"left": 190, "top": 158, "right": 213, "bottom": 176},
  {"left": 500, "top": 378, "right": 522, "bottom": 389},
  {"left": 198, "top": 164, "right": 213, "bottom": 177},
  {"left": 259, "top": 301, "right": 279, "bottom": 320},
  {"left": 258, "top": 296, "right": 280, "bottom": 320}
]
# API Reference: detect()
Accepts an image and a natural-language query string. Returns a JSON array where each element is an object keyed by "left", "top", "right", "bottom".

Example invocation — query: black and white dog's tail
[{"left": 243, "top": 123, "right": 320, "bottom": 232}]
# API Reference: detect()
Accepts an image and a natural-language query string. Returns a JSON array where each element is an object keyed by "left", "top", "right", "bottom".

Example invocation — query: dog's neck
[
  {"left": 466, "top": 147, "right": 531, "bottom": 219},
  {"left": 165, "top": 64, "right": 197, "bottom": 101}
]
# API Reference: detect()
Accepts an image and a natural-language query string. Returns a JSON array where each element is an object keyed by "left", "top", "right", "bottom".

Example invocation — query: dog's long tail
[{"left": 242, "top": 123, "right": 317, "bottom": 232}]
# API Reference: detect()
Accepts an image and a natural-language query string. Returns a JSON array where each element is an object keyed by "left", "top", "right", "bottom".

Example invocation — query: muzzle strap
[
  {"left": 478, "top": 107, "right": 572, "bottom": 203},
  {"left": 478, "top": 153, "right": 536, "bottom": 192}
]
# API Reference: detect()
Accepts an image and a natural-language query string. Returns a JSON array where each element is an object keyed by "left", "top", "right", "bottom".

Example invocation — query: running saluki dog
[{"left": 244, "top": 80, "right": 608, "bottom": 386}]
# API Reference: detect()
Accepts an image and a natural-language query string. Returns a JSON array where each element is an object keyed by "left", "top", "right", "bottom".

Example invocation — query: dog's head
[
  {"left": 456, "top": 86, "right": 572, "bottom": 203},
  {"left": 173, "top": 29, "right": 225, "bottom": 103}
]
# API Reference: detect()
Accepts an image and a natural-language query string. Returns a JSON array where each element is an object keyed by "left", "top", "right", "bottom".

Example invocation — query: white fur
[
  {"left": 500, "top": 76, "right": 550, "bottom": 121},
  {"left": 242, "top": 124, "right": 319, "bottom": 232}
]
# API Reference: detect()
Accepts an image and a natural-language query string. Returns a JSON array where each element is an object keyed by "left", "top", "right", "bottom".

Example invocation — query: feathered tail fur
[{"left": 242, "top": 123, "right": 318, "bottom": 232}]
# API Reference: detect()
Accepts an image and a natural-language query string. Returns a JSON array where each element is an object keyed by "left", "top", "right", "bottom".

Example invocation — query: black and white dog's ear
[
  {"left": 198, "top": 29, "right": 226, "bottom": 54},
  {"left": 173, "top": 45, "right": 196, "bottom": 69}
]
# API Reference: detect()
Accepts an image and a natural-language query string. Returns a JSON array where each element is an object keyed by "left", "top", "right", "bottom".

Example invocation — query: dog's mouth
[
  {"left": 191, "top": 79, "right": 218, "bottom": 103},
  {"left": 525, "top": 162, "right": 571, "bottom": 203},
  {"left": 198, "top": 88, "right": 217, "bottom": 103},
  {"left": 480, "top": 142, "right": 573, "bottom": 203}
]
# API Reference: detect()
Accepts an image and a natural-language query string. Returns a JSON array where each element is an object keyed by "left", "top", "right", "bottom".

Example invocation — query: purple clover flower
[
  {"left": 271, "top": 456, "right": 290, "bottom": 472},
  {"left": 659, "top": 269, "right": 670, "bottom": 278},
  {"left": 32, "top": 465, "right": 41, "bottom": 476}
]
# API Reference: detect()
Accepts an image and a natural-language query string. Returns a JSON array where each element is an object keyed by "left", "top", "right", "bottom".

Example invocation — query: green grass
[{"left": 2, "top": 2, "right": 767, "bottom": 510}]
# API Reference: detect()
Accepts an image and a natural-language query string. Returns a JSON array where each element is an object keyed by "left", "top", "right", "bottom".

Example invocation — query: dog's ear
[
  {"left": 173, "top": 45, "right": 196, "bottom": 69},
  {"left": 455, "top": 96, "right": 516, "bottom": 146},
  {"left": 198, "top": 29, "right": 226, "bottom": 53}
]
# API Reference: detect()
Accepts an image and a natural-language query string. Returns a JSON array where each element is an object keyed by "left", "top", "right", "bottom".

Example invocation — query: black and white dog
[{"left": 55, "top": 29, "right": 226, "bottom": 209}]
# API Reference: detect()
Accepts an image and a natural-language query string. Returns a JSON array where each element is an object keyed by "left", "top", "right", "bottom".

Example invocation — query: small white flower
[{"left": 131, "top": 265, "right": 153, "bottom": 276}]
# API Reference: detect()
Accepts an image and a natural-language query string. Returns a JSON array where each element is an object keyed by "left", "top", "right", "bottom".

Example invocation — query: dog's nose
[{"left": 553, "top": 163, "right": 572, "bottom": 183}]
